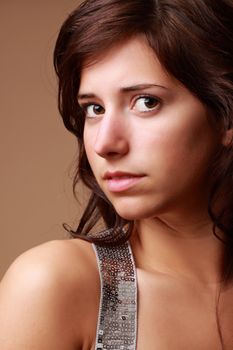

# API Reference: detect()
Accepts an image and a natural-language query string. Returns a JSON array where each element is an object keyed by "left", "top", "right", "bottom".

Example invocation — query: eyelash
[{"left": 79, "top": 94, "right": 161, "bottom": 118}]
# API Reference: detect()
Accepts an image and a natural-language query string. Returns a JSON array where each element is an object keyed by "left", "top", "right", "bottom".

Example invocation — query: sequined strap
[{"left": 92, "top": 242, "right": 137, "bottom": 350}]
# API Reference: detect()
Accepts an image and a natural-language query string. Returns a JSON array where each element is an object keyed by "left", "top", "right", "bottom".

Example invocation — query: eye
[
  {"left": 82, "top": 103, "right": 105, "bottom": 118},
  {"left": 133, "top": 96, "right": 160, "bottom": 113}
]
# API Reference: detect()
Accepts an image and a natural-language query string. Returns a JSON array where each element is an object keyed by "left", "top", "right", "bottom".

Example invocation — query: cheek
[
  {"left": 134, "top": 114, "right": 217, "bottom": 174},
  {"left": 83, "top": 128, "right": 96, "bottom": 167}
]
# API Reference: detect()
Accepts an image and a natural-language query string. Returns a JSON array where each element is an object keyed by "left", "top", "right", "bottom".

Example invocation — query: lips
[{"left": 103, "top": 171, "right": 145, "bottom": 192}]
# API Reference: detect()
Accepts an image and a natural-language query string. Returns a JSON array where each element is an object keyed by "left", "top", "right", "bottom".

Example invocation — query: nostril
[
  {"left": 96, "top": 149, "right": 124, "bottom": 159},
  {"left": 95, "top": 136, "right": 129, "bottom": 158},
  {"left": 107, "top": 151, "right": 120, "bottom": 156}
]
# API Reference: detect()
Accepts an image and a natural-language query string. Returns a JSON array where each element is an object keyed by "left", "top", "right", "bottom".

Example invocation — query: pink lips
[{"left": 103, "top": 171, "right": 145, "bottom": 192}]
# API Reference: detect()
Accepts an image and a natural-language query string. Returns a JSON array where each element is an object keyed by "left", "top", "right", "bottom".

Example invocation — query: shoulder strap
[{"left": 93, "top": 241, "right": 137, "bottom": 350}]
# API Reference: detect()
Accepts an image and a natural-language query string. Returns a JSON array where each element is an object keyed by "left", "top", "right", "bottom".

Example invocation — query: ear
[{"left": 222, "top": 128, "right": 233, "bottom": 147}]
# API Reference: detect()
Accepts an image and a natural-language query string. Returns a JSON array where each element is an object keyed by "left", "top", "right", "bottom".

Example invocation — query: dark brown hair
[{"left": 54, "top": 0, "right": 233, "bottom": 275}]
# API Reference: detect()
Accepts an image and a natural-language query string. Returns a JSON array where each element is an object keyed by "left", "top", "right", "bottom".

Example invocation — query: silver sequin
[{"left": 93, "top": 236, "right": 137, "bottom": 350}]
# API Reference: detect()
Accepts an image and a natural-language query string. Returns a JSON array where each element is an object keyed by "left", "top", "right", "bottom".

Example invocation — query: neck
[{"left": 130, "top": 213, "right": 224, "bottom": 286}]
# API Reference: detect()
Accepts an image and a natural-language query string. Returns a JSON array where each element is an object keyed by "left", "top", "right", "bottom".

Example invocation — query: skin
[{"left": 0, "top": 36, "right": 232, "bottom": 349}]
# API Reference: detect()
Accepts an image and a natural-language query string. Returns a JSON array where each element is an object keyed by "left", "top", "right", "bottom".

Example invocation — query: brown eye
[
  {"left": 134, "top": 96, "right": 160, "bottom": 112},
  {"left": 85, "top": 104, "right": 105, "bottom": 118}
]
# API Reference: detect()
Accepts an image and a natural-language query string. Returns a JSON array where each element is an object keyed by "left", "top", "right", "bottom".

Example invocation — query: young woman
[{"left": 1, "top": 0, "right": 233, "bottom": 349}]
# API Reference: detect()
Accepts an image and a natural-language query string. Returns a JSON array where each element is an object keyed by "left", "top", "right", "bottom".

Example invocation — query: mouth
[{"left": 103, "top": 171, "right": 146, "bottom": 192}]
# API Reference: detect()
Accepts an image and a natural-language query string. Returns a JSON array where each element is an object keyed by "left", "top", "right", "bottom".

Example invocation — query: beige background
[{"left": 0, "top": 1, "right": 83, "bottom": 279}]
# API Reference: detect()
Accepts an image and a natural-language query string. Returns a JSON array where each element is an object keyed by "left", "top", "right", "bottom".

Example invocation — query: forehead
[{"left": 79, "top": 36, "right": 176, "bottom": 93}]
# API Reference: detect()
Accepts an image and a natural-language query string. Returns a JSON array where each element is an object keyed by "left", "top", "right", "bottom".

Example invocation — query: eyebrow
[{"left": 77, "top": 83, "right": 167, "bottom": 100}]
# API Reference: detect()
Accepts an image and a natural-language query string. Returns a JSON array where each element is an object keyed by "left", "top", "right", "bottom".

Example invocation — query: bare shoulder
[
  {"left": 0, "top": 238, "right": 97, "bottom": 297},
  {"left": 0, "top": 238, "right": 99, "bottom": 350}
]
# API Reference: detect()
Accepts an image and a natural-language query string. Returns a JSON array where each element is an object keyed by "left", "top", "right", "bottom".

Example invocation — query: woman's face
[{"left": 78, "top": 36, "right": 222, "bottom": 220}]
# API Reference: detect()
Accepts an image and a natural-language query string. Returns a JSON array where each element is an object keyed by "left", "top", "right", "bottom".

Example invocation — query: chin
[
  {"left": 113, "top": 202, "right": 162, "bottom": 221},
  {"left": 109, "top": 191, "right": 178, "bottom": 221}
]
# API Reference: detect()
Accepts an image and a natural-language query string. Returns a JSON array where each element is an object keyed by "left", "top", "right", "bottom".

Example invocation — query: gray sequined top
[{"left": 92, "top": 242, "right": 137, "bottom": 350}]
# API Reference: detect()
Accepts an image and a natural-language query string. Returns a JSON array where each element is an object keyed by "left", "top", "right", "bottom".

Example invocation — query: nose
[{"left": 94, "top": 111, "right": 129, "bottom": 159}]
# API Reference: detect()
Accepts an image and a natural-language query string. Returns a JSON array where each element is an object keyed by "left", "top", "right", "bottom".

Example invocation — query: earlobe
[{"left": 222, "top": 128, "right": 233, "bottom": 147}]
